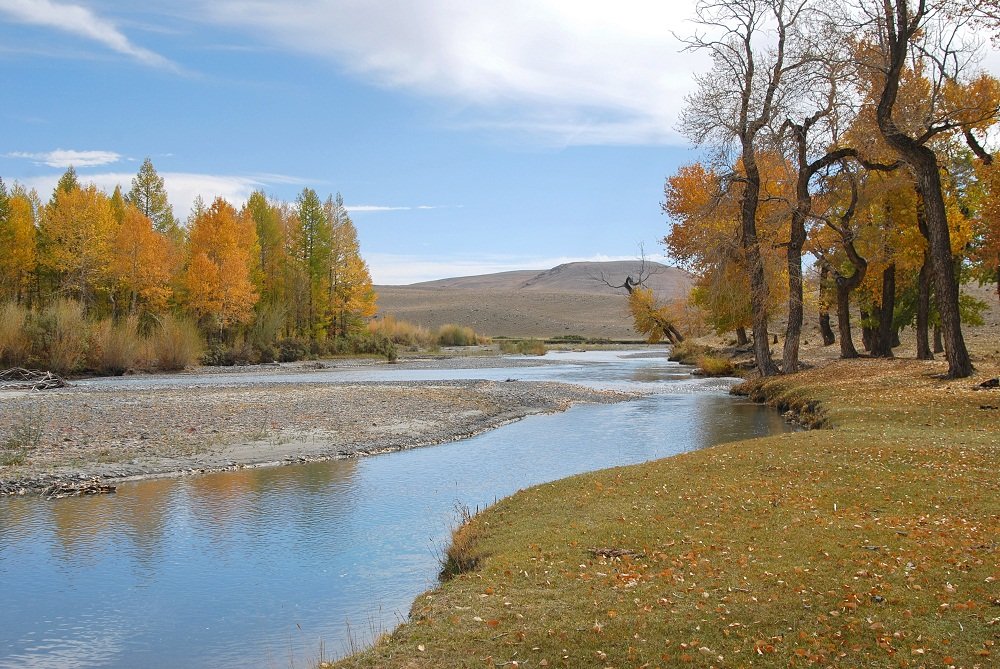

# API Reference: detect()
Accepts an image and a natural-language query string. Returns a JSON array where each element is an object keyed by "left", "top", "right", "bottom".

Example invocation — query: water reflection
[{"left": 0, "top": 351, "right": 793, "bottom": 668}]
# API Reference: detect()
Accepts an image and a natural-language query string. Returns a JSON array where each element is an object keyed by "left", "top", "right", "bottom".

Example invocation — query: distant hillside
[{"left": 375, "top": 261, "right": 692, "bottom": 339}]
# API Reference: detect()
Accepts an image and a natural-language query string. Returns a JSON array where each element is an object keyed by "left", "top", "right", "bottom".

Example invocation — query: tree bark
[
  {"left": 740, "top": 151, "right": 779, "bottom": 377},
  {"left": 736, "top": 327, "right": 749, "bottom": 346},
  {"left": 836, "top": 282, "right": 859, "bottom": 358},
  {"left": 933, "top": 324, "right": 944, "bottom": 353},
  {"left": 917, "top": 251, "right": 933, "bottom": 359}
]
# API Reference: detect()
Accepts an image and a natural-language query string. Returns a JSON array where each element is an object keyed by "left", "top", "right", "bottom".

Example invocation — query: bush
[
  {"left": 0, "top": 302, "right": 32, "bottom": 367},
  {"left": 696, "top": 353, "right": 735, "bottom": 377},
  {"left": 152, "top": 314, "right": 203, "bottom": 371},
  {"left": 202, "top": 338, "right": 257, "bottom": 366},
  {"left": 436, "top": 323, "right": 479, "bottom": 347},
  {"left": 327, "top": 332, "right": 398, "bottom": 362},
  {"left": 439, "top": 505, "right": 483, "bottom": 581},
  {"left": 87, "top": 315, "right": 143, "bottom": 376},
  {"left": 277, "top": 337, "right": 310, "bottom": 363},
  {"left": 499, "top": 339, "right": 547, "bottom": 356},
  {"left": 667, "top": 340, "right": 711, "bottom": 364},
  {"left": 35, "top": 299, "right": 88, "bottom": 375}
]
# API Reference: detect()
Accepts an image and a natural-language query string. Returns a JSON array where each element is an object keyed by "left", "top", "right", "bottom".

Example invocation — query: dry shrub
[
  {"left": 436, "top": 323, "right": 480, "bottom": 347},
  {"left": 667, "top": 340, "right": 711, "bottom": 364},
  {"left": 0, "top": 302, "right": 32, "bottom": 367},
  {"left": 38, "top": 299, "right": 87, "bottom": 375},
  {"left": 369, "top": 315, "right": 433, "bottom": 347},
  {"left": 696, "top": 353, "right": 735, "bottom": 377},
  {"left": 87, "top": 315, "right": 143, "bottom": 376},
  {"left": 152, "top": 313, "right": 203, "bottom": 370}
]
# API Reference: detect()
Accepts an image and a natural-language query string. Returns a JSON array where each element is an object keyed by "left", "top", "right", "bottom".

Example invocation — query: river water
[{"left": 0, "top": 350, "right": 792, "bottom": 669}]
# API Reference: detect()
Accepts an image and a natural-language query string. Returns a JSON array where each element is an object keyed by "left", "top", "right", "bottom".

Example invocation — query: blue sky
[{"left": 1, "top": 1, "right": 997, "bottom": 284}]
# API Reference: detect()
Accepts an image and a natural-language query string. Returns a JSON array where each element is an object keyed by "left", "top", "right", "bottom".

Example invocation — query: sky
[{"left": 0, "top": 1, "right": 997, "bottom": 284}]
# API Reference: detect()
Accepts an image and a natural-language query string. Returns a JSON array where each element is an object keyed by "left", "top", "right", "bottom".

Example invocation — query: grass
[
  {"left": 436, "top": 324, "right": 487, "bottom": 347},
  {"left": 87, "top": 315, "right": 144, "bottom": 375},
  {"left": 151, "top": 313, "right": 203, "bottom": 370},
  {"left": 333, "top": 358, "right": 1000, "bottom": 668},
  {"left": 695, "top": 353, "right": 735, "bottom": 377},
  {"left": 1, "top": 407, "right": 44, "bottom": 467}
]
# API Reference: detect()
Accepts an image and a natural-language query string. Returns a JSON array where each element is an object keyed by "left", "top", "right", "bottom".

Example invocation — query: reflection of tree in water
[
  {"left": 116, "top": 479, "right": 174, "bottom": 568},
  {"left": 183, "top": 459, "right": 361, "bottom": 550},
  {"left": 48, "top": 494, "right": 118, "bottom": 562}
]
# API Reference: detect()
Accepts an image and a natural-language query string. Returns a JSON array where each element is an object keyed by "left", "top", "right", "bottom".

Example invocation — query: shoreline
[{"left": 0, "top": 358, "right": 637, "bottom": 496}]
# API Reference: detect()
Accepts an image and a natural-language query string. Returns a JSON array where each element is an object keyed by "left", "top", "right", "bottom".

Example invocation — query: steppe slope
[{"left": 375, "top": 261, "right": 692, "bottom": 339}]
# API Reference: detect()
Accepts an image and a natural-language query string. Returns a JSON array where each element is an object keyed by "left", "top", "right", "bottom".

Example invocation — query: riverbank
[
  {"left": 0, "top": 357, "right": 633, "bottom": 496},
  {"left": 333, "top": 357, "right": 999, "bottom": 668}
]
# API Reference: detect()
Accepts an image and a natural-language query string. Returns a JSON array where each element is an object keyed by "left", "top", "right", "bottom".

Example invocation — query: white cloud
[
  {"left": 6, "top": 149, "right": 122, "bottom": 168},
  {"left": 366, "top": 252, "right": 637, "bottom": 285},
  {"left": 187, "top": 0, "right": 707, "bottom": 145},
  {"left": 346, "top": 204, "right": 459, "bottom": 213},
  {"left": 0, "top": 0, "right": 176, "bottom": 70},
  {"left": 19, "top": 170, "right": 305, "bottom": 219}
]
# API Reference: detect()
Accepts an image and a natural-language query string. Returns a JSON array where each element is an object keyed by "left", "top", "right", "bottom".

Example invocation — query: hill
[{"left": 375, "top": 261, "right": 692, "bottom": 339}]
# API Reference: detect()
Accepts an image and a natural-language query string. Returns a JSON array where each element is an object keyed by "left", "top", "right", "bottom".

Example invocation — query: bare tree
[{"left": 680, "top": 0, "right": 817, "bottom": 376}]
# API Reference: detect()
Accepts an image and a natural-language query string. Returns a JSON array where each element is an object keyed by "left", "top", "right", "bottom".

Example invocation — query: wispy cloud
[
  {"left": 366, "top": 252, "right": 638, "bottom": 285},
  {"left": 346, "top": 204, "right": 460, "bottom": 213},
  {"left": 19, "top": 170, "right": 307, "bottom": 219},
  {"left": 185, "top": 0, "right": 706, "bottom": 145},
  {"left": 0, "top": 0, "right": 177, "bottom": 70},
  {"left": 6, "top": 148, "right": 122, "bottom": 168}
]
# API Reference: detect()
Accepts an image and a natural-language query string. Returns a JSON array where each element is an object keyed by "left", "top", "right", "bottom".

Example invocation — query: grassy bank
[{"left": 333, "top": 358, "right": 999, "bottom": 668}]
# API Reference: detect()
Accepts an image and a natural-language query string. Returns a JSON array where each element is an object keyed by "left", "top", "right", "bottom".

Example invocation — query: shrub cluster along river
[{"left": 0, "top": 350, "right": 792, "bottom": 669}]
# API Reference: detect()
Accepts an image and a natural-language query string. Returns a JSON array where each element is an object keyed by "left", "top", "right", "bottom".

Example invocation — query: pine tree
[{"left": 127, "top": 157, "right": 179, "bottom": 237}]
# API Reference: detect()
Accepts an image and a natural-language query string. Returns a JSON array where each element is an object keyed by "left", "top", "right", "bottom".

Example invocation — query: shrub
[
  {"left": 667, "top": 340, "right": 711, "bottom": 364},
  {"left": 87, "top": 315, "right": 143, "bottom": 376},
  {"left": 202, "top": 338, "right": 256, "bottom": 366},
  {"left": 499, "top": 339, "right": 547, "bottom": 356},
  {"left": 35, "top": 299, "right": 88, "bottom": 375},
  {"left": 368, "top": 315, "right": 433, "bottom": 347},
  {"left": 436, "top": 323, "right": 479, "bottom": 347},
  {"left": 152, "top": 314, "right": 203, "bottom": 371},
  {"left": 277, "top": 337, "right": 310, "bottom": 363},
  {"left": 696, "top": 353, "right": 735, "bottom": 377},
  {"left": 0, "top": 302, "right": 32, "bottom": 367},
  {"left": 329, "top": 332, "right": 398, "bottom": 362}
]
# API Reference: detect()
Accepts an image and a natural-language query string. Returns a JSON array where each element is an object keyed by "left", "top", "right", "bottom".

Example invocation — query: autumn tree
[
  {"left": 972, "top": 159, "right": 1000, "bottom": 303},
  {"left": 182, "top": 197, "right": 259, "bottom": 333},
  {"left": 107, "top": 205, "right": 174, "bottom": 318},
  {"left": 845, "top": 0, "right": 1000, "bottom": 377},
  {"left": 680, "top": 0, "right": 816, "bottom": 376},
  {"left": 0, "top": 181, "right": 38, "bottom": 304},
  {"left": 295, "top": 188, "right": 332, "bottom": 338},
  {"left": 325, "top": 193, "right": 376, "bottom": 336}
]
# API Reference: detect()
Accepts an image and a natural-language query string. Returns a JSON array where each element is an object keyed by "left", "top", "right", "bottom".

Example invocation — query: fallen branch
[
  {"left": 0, "top": 368, "right": 69, "bottom": 391},
  {"left": 44, "top": 478, "right": 116, "bottom": 500}
]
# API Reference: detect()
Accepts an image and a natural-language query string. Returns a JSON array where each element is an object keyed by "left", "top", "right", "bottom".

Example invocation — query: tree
[
  {"left": 680, "top": 0, "right": 816, "bottom": 376},
  {"left": 182, "top": 197, "right": 259, "bottom": 332},
  {"left": 107, "top": 205, "right": 174, "bottom": 317},
  {"left": 38, "top": 184, "right": 115, "bottom": 310},
  {"left": 849, "top": 0, "right": 1000, "bottom": 377},
  {"left": 325, "top": 193, "right": 376, "bottom": 336},
  {"left": 973, "top": 159, "right": 1000, "bottom": 303},
  {"left": 126, "top": 157, "right": 179, "bottom": 237},
  {"left": 0, "top": 182, "right": 38, "bottom": 304},
  {"left": 295, "top": 188, "right": 332, "bottom": 338}
]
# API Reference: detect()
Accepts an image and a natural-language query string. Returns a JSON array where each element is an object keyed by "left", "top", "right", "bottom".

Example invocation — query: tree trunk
[
  {"left": 820, "top": 312, "right": 835, "bottom": 346},
  {"left": 736, "top": 327, "right": 749, "bottom": 347},
  {"left": 819, "top": 264, "right": 835, "bottom": 345},
  {"left": 916, "top": 251, "right": 933, "bottom": 359},
  {"left": 860, "top": 309, "right": 875, "bottom": 352},
  {"left": 933, "top": 324, "right": 944, "bottom": 354},
  {"left": 836, "top": 282, "right": 859, "bottom": 358},
  {"left": 783, "top": 212, "right": 806, "bottom": 373},
  {"left": 871, "top": 263, "right": 896, "bottom": 358},
  {"left": 740, "top": 151, "right": 778, "bottom": 377}
]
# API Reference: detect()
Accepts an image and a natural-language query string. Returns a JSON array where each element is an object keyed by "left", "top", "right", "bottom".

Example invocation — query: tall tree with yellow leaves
[
  {"left": 107, "top": 205, "right": 174, "bottom": 318},
  {"left": 182, "top": 197, "right": 259, "bottom": 334},
  {"left": 0, "top": 180, "right": 38, "bottom": 304}
]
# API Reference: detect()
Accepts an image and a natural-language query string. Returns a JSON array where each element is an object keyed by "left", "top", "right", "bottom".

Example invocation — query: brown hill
[{"left": 375, "top": 261, "right": 692, "bottom": 339}]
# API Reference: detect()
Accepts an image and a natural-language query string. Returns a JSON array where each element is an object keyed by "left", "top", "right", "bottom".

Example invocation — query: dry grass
[
  {"left": 0, "top": 302, "right": 32, "bottom": 367},
  {"left": 151, "top": 313, "right": 203, "bottom": 371},
  {"left": 499, "top": 339, "right": 548, "bottom": 356},
  {"left": 87, "top": 315, "right": 144, "bottom": 375},
  {"left": 38, "top": 299, "right": 88, "bottom": 375},
  {"left": 334, "top": 358, "right": 999, "bottom": 668},
  {"left": 369, "top": 315, "right": 434, "bottom": 348},
  {"left": 696, "top": 353, "right": 735, "bottom": 376},
  {"left": 436, "top": 324, "right": 486, "bottom": 347}
]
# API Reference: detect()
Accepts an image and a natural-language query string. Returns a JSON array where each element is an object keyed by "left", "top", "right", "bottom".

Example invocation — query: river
[{"left": 0, "top": 350, "right": 793, "bottom": 669}]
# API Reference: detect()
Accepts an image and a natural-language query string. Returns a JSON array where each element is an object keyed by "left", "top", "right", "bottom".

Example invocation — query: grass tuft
[
  {"left": 695, "top": 352, "right": 734, "bottom": 376},
  {"left": 499, "top": 339, "right": 547, "bottom": 356},
  {"left": 151, "top": 313, "right": 204, "bottom": 371},
  {"left": 439, "top": 504, "right": 485, "bottom": 581}
]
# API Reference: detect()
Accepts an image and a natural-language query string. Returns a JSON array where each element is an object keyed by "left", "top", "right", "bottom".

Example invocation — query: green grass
[
  {"left": 499, "top": 339, "right": 548, "bottom": 355},
  {"left": 334, "top": 358, "right": 1000, "bottom": 668}
]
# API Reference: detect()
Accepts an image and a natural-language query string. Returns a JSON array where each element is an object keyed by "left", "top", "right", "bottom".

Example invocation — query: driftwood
[
  {"left": 0, "top": 368, "right": 68, "bottom": 391},
  {"left": 44, "top": 478, "right": 116, "bottom": 500}
]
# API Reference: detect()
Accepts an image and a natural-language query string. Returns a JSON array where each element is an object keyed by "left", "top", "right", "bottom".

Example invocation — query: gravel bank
[{"left": 0, "top": 365, "right": 633, "bottom": 495}]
